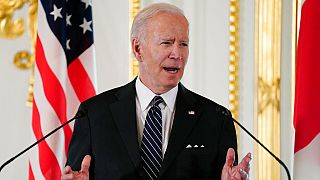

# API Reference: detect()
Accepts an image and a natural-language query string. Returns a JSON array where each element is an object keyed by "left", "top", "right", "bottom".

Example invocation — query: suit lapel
[
  {"left": 108, "top": 81, "right": 200, "bottom": 178},
  {"left": 109, "top": 80, "right": 141, "bottom": 169},
  {"left": 159, "top": 84, "right": 201, "bottom": 177}
]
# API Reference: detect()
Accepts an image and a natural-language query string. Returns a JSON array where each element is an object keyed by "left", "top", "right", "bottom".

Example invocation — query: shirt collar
[{"left": 135, "top": 77, "right": 178, "bottom": 112}]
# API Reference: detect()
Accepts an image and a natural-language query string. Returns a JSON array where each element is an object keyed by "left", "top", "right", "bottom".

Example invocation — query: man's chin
[{"left": 164, "top": 80, "right": 180, "bottom": 89}]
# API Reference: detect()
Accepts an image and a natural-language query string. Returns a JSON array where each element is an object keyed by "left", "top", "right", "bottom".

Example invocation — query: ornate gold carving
[
  {"left": 25, "top": 0, "right": 37, "bottom": 107},
  {"left": 258, "top": 77, "right": 280, "bottom": 114},
  {"left": 229, "top": 0, "right": 240, "bottom": 128},
  {"left": 13, "top": 50, "right": 32, "bottom": 69},
  {"left": 27, "top": 0, "right": 37, "bottom": 56},
  {"left": 0, "top": 0, "right": 26, "bottom": 38},
  {"left": 26, "top": 68, "right": 34, "bottom": 107},
  {"left": 129, "top": 0, "right": 140, "bottom": 79},
  {"left": 1, "top": 0, "right": 38, "bottom": 107},
  {"left": 254, "top": 0, "right": 282, "bottom": 179},
  {"left": 131, "top": 0, "right": 141, "bottom": 18}
]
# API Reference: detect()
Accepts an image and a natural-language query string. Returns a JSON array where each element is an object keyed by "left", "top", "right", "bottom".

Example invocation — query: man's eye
[
  {"left": 181, "top": 43, "right": 189, "bottom": 47},
  {"left": 161, "top": 41, "right": 172, "bottom": 45}
]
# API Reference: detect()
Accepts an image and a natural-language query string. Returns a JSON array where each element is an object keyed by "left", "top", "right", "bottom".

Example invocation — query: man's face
[{"left": 136, "top": 12, "right": 189, "bottom": 94}]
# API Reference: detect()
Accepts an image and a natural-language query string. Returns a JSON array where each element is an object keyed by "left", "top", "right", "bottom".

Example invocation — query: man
[{"left": 62, "top": 3, "right": 251, "bottom": 180}]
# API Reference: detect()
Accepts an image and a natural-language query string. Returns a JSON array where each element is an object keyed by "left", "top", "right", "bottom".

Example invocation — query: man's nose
[{"left": 169, "top": 44, "right": 182, "bottom": 60}]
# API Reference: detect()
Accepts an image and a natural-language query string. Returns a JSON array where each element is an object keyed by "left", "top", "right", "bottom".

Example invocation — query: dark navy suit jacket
[{"left": 66, "top": 79, "right": 238, "bottom": 180}]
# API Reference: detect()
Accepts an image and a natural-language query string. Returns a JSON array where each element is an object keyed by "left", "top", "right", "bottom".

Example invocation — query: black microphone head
[{"left": 74, "top": 109, "right": 87, "bottom": 119}]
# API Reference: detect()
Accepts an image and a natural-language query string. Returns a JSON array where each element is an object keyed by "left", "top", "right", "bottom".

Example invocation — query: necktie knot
[{"left": 152, "top": 96, "right": 164, "bottom": 107}]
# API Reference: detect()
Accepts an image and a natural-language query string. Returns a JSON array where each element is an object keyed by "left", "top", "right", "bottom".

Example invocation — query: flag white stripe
[
  {"left": 33, "top": 64, "right": 66, "bottom": 171},
  {"left": 294, "top": 133, "right": 320, "bottom": 179},
  {"left": 29, "top": 134, "right": 46, "bottom": 180}
]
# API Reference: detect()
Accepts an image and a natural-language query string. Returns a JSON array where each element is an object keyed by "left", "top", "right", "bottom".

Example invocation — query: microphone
[
  {"left": 232, "top": 118, "right": 291, "bottom": 180},
  {"left": 0, "top": 109, "right": 87, "bottom": 172}
]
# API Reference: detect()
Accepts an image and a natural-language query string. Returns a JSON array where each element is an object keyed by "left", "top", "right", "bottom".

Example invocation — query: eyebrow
[
  {"left": 160, "top": 38, "right": 174, "bottom": 41},
  {"left": 160, "top": 38, "right": 189, "bottom": 43}
]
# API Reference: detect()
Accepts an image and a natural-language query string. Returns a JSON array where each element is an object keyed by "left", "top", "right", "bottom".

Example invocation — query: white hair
[{"left": 130, "top": 3, "right": 188, "bottom": 42}]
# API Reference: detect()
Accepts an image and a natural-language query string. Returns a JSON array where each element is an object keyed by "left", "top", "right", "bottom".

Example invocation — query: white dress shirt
[{"left": 135, "top": 77, "right": 178, "bottom": 157}]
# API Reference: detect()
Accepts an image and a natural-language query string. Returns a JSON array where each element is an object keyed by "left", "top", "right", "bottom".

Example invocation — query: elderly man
[{"left": 62, "top": 3, "right": 251, "bottom": 180}]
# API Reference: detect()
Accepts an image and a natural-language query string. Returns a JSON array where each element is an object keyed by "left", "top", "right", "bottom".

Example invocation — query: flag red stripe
[
  {"left": 68, "top": 58, "right": 96, "bottom": 102},
  {"left": 32, "top": 101, "right": 61, "bottom": 179},
  {"left": 293, "top": 0, "right": 320, "bottom": 153},
  {"left": 35, "top": 36, "right": 72, "bottom": 153},
  {"left": 28, "top": 162, "right": 35, "bottom": 180}
]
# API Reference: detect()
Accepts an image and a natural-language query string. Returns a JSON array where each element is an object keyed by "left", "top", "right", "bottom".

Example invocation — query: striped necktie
[{"left": 141, "top": 96, "right": 164, "bottom": 180}]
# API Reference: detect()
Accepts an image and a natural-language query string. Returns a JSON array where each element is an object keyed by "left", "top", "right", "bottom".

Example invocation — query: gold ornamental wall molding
[
  {"left": 228, "top": 0, "right": 240, "bottom": 137},
  {"left": 254, "top": 0, "right": 282, "bottom": 179},
  {"left": 0, "top": 0, "right": 26, "bottom": 38},
  {"left": 0, "top": 0, "right": 38, "bottom": 107},
  {"left": 129, "top": 0, "right": 140, "bottom": 79}
]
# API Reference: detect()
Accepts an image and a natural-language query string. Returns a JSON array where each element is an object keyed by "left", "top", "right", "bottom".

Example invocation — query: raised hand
[
  {"left": 61, "top": 155, "right": 91, "bottom": 180},
  {"left": 221, "top": 148, "right": 251, "bottom": 180}
]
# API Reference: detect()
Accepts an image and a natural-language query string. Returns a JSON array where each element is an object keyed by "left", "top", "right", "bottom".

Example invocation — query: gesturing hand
[
  {"left": 221, "top": 148, "right": 251, "bottom": 180},
  {"left": 61, "top": 155, "right": 91, "bottom": 180}
]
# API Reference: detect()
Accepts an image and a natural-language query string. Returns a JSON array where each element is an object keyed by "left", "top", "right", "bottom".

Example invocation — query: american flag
[{"left": 29, "top": 0, "right": 96, "bottom": 179}]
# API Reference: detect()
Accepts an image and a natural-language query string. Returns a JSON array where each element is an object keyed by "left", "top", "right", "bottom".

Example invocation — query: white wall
[
  {"left": 93, "top": 0, "right": 129, "bottom": 93},
  {"left": 238, "top": 0, "right": 256, "bottom": 179},
  {"left": 0, "top": 0, "right": 295, "bottom": 179},
  {"left": 280, "top": 0, "right": 295, "bottom": 178},
  {"left": 0, "top": 5, "right": 33, "bottom": 178}
]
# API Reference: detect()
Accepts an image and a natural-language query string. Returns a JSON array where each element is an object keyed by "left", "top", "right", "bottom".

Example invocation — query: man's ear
[{"left": 132, "top": 38, "right": 142, "bottom": 61}]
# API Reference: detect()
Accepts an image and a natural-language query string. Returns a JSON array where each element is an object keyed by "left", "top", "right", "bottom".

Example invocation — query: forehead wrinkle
[{"left": 144, "top": 13, "right": 189, "bottom": 42}]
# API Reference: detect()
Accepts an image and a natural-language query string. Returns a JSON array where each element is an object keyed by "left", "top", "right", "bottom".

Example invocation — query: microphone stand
[
  {"left": 232, "top": 119, "right": 291, "bottom": 180},
  {"left": 0, "top": 111, "right": 86, "bottom": 172}
]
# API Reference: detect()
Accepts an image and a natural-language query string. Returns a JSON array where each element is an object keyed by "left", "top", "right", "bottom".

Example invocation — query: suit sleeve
[
  {"left": 217, "top": 113, "right": 238, "bottom": 171},
  {"left": 66, "top": 104, "right": 92, "bottom": 171}
]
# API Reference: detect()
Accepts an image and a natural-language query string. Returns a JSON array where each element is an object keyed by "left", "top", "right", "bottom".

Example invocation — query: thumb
[
  {"left": 224, "top": 148, "right": 235, "bottom": 167},
  {"left": 63, "top": 165, "right": 73, "bottom": 174},
  {"left": 80, "top": 155, "right": 91, "bottom": 173}
]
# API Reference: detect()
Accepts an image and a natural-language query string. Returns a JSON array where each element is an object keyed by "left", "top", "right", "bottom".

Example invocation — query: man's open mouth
[{"left": 163, "top": 67, "right": 179, "bottom": 74}]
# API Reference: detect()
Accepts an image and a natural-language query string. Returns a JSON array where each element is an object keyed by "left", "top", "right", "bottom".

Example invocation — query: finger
[
  {"left": 224, "top": 148, "right": 235, "bottom": 168},
  {"left": 239, "top": 153, "right": 251, "bottom": 173},
  {"left": 239, "top": 168, "right": 249, "bottom": 180},
  {"left": 63, "top": 165, "right": 73, "bottom": 174},
  {"left": 80, "top": 155, "right": 91, "bottom": 173},
  {"left": 245, "top": 152, "right": 252, "bottom": 162},
  {"left": 239, "top": 153, "right": 251, "bottom": 165},
  {"left": 61, "top": 173, "right": 75, "bottom": 180},
  {"left": 240, "top": 164, "right": 250, "bottom": 174}
]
